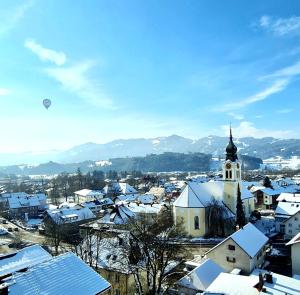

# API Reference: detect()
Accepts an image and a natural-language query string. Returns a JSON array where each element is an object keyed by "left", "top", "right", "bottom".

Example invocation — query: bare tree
[
  {"left": 121, "top": 208, "right": 187, "bottom": 295},
  {"left": 206, "top": 197, "right": 234, "bottom": 237},
  {"left": 45, "top": 214, "right": 64, "bottom": 255}
]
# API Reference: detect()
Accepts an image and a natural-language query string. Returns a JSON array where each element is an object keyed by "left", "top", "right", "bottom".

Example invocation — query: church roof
[
  {"left": 226, "top": 127, "right": 238, "bottom": 162},
  {"left": 173, "top": 181, "right": 252, "bottom": 208}
]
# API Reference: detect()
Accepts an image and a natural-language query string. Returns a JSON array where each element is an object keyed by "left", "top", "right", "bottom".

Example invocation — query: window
[
  {"left": 229, "top": 170, "right": 232, "bottom": 179},
  {"left": 226, "top": 257, "right": 236, "bottom": 263},
  {"left": 289, "top": 230, "right": 292, "bottom": 234},
  {"left": 289, "top": 223, "right": 292, "bottom": 227},
  {"left": 115, "top": 289, "right": 120, "bottom": 295},
  {"left": 194, "top": 216, "right": 199, "bottom": 230},
  {"left": 226, "top": 171, "right": 229, "bottom": 178},
  {"left": 228, "top": 245, "right": 235, "bottom": 251},
  {"left": 295, "top": 217, "right": 298, "bottom": 221}
]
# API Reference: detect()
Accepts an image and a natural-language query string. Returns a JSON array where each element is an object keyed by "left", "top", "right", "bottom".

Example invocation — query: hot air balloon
[{"left": 43, "top": 99, "right": 51, "bottom": 110}]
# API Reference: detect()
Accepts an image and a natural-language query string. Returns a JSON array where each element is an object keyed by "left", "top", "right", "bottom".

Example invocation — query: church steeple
[{"left": 226, "top": 126, "right": 238, "bottom": 162}]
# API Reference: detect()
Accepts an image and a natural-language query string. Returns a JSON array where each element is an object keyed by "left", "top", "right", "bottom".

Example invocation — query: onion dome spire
[{"left": 226, "top": 125, "right": 238, "bottom": 162}]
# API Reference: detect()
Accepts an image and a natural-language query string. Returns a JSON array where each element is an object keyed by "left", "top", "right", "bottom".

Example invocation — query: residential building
[
  {"left": 74, "top": 189, "right": 104, "bottom": 203},
  {"left": 0, "top": 251, "right": 111, "bottom": 295},
  {"left": 0, "top": 192, "right": 47, "bottom": 219},
  {"left": 0, "top": 245, "right": 52, "bottom": 280},
  {"left": 44, "top": 203, "right": 95, "bottom": 238},
  {"left": 175, "top": 258, "right": 224, "bottom": 295},
  {"left": 102, "top": 182, "right": 137, "bottom": 198},
  {"left": 205, "top": 223, "right": 269, "bottom": 274},
  {"left": 286, "top": 232, "right": 300, "bottom": 276},
  {"left": 275, "top": 201, "right": 300, "bottom": 233},
  {"left": 283, "top": 210, "right": 300, "bottom": 239}
]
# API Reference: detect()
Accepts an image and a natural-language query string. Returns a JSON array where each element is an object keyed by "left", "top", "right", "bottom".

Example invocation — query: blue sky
[{"left": 0, "top": 0, "right": 300, "bottom": 152}]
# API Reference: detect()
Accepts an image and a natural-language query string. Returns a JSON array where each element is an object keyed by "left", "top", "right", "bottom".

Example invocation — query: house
[
  {"left": 0, "top": 245, "right": 51, "bottom": 279},
  {"left": 283, "top": 210, "right": 300, "bottom": 239},
  {"left": 250, "top": 180, "right": 300, "bottom": 210},
  {"left": 0, "top": 252, "right": 111, "bottom": 295},
  {"left": 173, "top": 129, "right": 255, "bottom": 237},
  {"left": 204, "top": 272, "right": 259, "bottom": 295},
  {"left": 102, "top": 182, "right": 137, "bottom": 197},
  {"left": 205, "top": 223, "right": 269, "bottom": 274},
  {"left": 74, "top": 189, "right": 104, "bottom": 203},
  {"left": 99, "top": 203, "right": 136, "bottom": 226},
  {"left": 250, "top": 269, "right": 300, "bottom": 295},
  {"left": 44, "top": 204, "right": 95, "bottom": 238},
  {"left": 82, "top": 198, "right": 113, "bottom": 215},
  {"left": 124, "top": 202, "right": 164, "bottom": 222},
  {"left": 95, "top": 234, "right": 136, "bottom": 295},
  {"left": 0, "top": 192, "right": 47, "bottom": 219},
  {"left": 176, "top": 258, "right": 224, "bottom": 294},
  {"left": 286, "top": 232, "right": 300, "bottom": 276},
  {"left": 275, "top": 201, "right": 300, "bottom": 233}
]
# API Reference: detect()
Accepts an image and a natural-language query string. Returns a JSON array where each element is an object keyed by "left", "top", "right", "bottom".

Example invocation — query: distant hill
[
  {"left": 0, "top": 152, "right": 262, "bottom": 176},
  {"left": 0, "top": 134, "right": 298, "bottom": 165}
]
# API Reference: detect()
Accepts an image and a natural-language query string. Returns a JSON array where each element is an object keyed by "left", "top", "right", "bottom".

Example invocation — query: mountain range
[{"left": 0, "top": 134, "right": 299, "bottom": 166}]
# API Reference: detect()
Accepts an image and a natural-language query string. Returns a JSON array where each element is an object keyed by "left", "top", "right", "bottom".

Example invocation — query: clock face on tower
[{"left": 226, "top": 163, "right": 231, "bottom": 169}]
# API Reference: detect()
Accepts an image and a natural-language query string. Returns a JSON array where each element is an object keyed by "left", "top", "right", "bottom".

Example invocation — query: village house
[
  {"left": 175, "top": 258, "right": 224, "bottom": 295},
  {"left": 74, "top": 189, "right": 104, "bottom": 203},
  {"left": 204, "top": 269, "right": 300, "bottom": 295},
  {"left": 286, "top": 232, "right": 300, "bottom": 277},
  {"left": 102, "top": 182, "right": 137, "bottom": 198},
  {"left": 0, "top": 192, "right": 47, "bottom": 219},
  {"left": 205, "top": 223, "right": 269, "bottom": 274},
  {"left": 44, "top": 203, "right": 95, "bottom": 238},
  {"left": 275, "top": 200, "right": 300, "bottom": 233},
  {"left": 0, "top": 249, "right": 111, "bottom": 295},
  {"left": 282, "top": 210, "right": 300, "bottom": 240}
]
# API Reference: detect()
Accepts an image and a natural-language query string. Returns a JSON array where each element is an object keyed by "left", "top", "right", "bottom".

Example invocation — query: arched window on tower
[
  {"left": 229, "top": 170, "right": 232, "bottom": 179},
  {"left": 226, "top": 171, "right": 229, "bottom": 178},
  {"left": 194, "top": 216, "right": 199, "bottom": 230}
]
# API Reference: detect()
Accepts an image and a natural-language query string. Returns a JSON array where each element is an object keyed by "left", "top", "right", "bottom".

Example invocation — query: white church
[{"left": 173, "top": 128, "right": 255, "bottom": 237}]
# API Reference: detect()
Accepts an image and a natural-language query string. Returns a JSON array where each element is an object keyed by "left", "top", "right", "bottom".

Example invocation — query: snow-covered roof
[
  {"left": 275, "top": 201, "right": 300, "bottom": 218},
  {"left": 277, "top": 193, "right": 300, "bottom": 203},
  {"left": 250, "top": 269, "right": 300, "bottom": 295},
  {"left": 100, "top": 204, "right": 135, "bottom": 225},
  {"left": 230, "top": 223, "right": 268, "bottom": 258},
  {"left": 286, "top": 232, "right": 300, "bottom": 246},
  {"left": 103, "top": 182, "right": 137, "bottom": 195},
  {"left": 115, "top": 194, "right": 138, "bottom": 203},
  {"left": 0, "top": 245, "right": 51, "bottom": 277},
  {"left": 7, "top": 252, "right": 111, "bottom": 295},
  {"left": 125, "top": 202, "right": 163, "bottom": 214},
  {"left": 177, "top": 258, "right": 224, "bottom": 291},
  {"left": 46, "top": 205, "right": 95, "bottom": 224},
  {"left": 204, "top": 272, "right": 259, "bottom": 295},
  {"left": 74, "top": 189, "right": 103, "bottom": 197},
  {"left": 207, "top": 223, "right": 268, "bottom": 258},
  {"left": 96, "top": 235, "right": 132, "bottom": 274},
  {"left": 2, "top": 193, "right": 46, "bottom": 209},
  {"left": 138, "top": 194, "right": 155, "bottom": 204},
  {"left": 174, "top": 181, "right": 252, "bottom": 208}
]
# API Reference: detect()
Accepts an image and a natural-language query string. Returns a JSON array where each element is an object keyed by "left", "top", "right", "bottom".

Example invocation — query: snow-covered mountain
[{"left": 0, "top": 135, "right": 299, "bottom": 165}]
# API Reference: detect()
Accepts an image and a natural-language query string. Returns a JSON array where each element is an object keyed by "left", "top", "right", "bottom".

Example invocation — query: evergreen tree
[
  {"left": 236, "top": 183, "right": 246, "bottom": 228},
  {"left": 263, "top": 176, "right": 273, "bottom": 189}
]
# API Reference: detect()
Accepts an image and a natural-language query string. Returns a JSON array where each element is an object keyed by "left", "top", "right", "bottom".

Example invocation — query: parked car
[
  {"left": 2, "top": 219, "right": 7, "bottom": 224},
  {"left": 7, "top": 227, "right": 13, "bottom": 232},
  {"left": 13, "top": 227, "right": 19, "bottom": 232}
]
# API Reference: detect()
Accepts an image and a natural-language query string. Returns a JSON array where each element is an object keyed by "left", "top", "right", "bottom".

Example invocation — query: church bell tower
[{"left": 223, "top": 127, "right": 241, "bottom": 181}]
